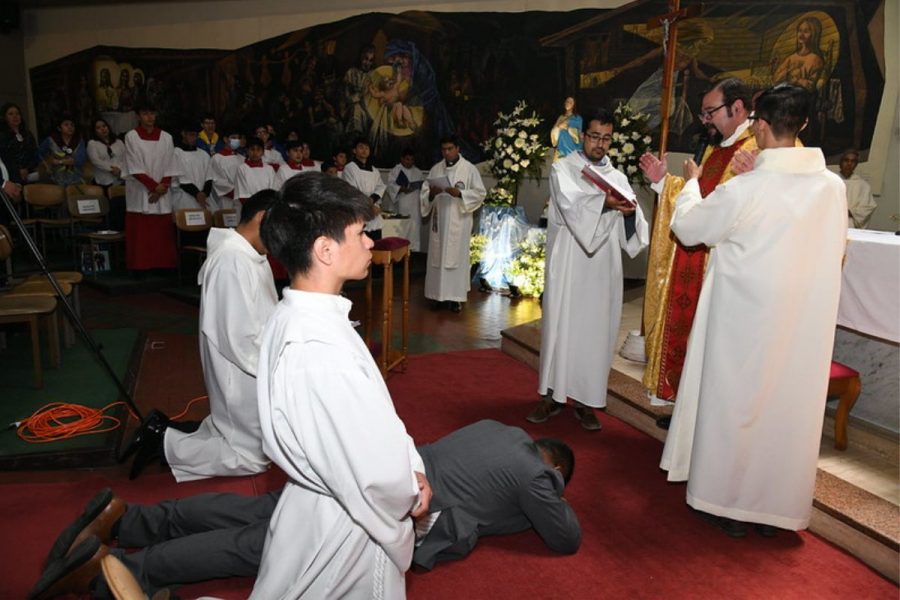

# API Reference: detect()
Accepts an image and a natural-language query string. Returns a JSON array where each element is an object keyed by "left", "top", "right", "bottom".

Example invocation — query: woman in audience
[
  {"left": 0, "top": 102, "right": 40, "bottom": 184},
  {"left": 39, "top": 114, "right": 87, "bottom": 186},
  {"left": 87, "top": 117, "right": 126, "bottom": 187}
]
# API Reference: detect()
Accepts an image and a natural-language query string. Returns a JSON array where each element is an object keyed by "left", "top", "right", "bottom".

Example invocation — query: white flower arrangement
[
  {"left": 469, "top": 234, "right": 489, "bottom": 266},
  {"left": 609, "top": 102, "right": 653, "bottom": 185},
  {"left": 505, "top": 229, "right": 547, "bottom": 297},
  {"left": 482, "top": 100, "right": 551, "bottom": 206}
]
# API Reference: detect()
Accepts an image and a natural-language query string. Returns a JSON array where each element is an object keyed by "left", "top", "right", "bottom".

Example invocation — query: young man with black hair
[
  {"left": 171, "top": 121, "right": 214, "bottom": 210},
  {"left": 252, "top": 172, "right": 427, "bottom": 598},
  {"left": 123, "top": 103, "right": 179, "bottom": 271},
  {"left": 234, "top": 137, "right": 275, "bottom": 203},
  {"left": 341, "top": 136, "right": 386, "bottom": 240},
  {"left": 122, "top": 190, "right": 280, "bottom": 482},
  {"left": 386, "top": 147, "right": 426, "bottom": 251},
  {"left": 207, "top": 127, "right": 244, "bottom": 211},
  {"left": 272, "top": 139, "right": 306, "bottom": 189},
  {"left": 420, "top": 135, "right": 486, "bottom": 312},
  {"left": 196, "top": 113, "right": 224, "bottom": 156},
  {"left": 661, "top": 84, "right": 847, "bottom": 537}
]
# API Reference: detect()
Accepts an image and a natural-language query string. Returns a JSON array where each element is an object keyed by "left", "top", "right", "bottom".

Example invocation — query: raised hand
[
  {"left": 731, "top": 149, "right": 759, "bottom": 176},
  {"left": 639, "top": 152, "right": 667, "bottom": 184},
  {"left": 683, "top": 158, "right": 702, "bottom": 181}
]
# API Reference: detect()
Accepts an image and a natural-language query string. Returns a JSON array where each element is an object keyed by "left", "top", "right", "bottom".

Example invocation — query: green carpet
[{"left": 0, "top": 327, "right": 141, "bottom": 468}]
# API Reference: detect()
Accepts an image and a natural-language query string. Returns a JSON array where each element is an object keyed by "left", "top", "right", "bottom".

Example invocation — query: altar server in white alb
[
  {"left": 420, "top": 135, "right": 486, "bottom": 312},
  {"left": 342, "top": 136, "right": 386, "bottom": 239},
  {"left": 527, "top": 109, "right": 648, "bottom": 431},
  {"left": 838, "top": 148, "right": 877, "bottom": 229},
  {"left": 163, "top": 190, "right": 279, "bottom": 482},
  {"left": 171, "top": 122, "right": 214, "bottom": 211},
  {"left": 660, "top": 84, "right": 847, "bottom": 536},
  {"left": 208, "top": 130, "right": 245, "bottom": 211},
  {"left": 251, "top": 173, "right": 430, "bottom": 599},
  {"left": 124, "top": 103, "right": 179, "bottom": 271},
  {"left": 272, "top": 140, "right": 307, "bottom": 189},
  {"left": 386, "top": 147, "right": 426, "bottom": 251},
  {"left": 235, "top": 137, "right": 276, "bottom": 203}
]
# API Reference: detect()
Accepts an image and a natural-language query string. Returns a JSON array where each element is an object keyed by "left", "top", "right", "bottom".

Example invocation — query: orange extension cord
[{"left": 15, "top": 396, "right": 209, "bottom": 444}]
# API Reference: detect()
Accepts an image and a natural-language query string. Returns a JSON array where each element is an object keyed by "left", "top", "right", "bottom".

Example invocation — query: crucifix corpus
[{"left": 646, "top": 0, "right": 702, "bottom": 157}]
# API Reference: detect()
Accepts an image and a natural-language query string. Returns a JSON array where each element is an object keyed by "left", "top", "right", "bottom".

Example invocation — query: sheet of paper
[{"left": 427, "top": 175, "right": 452, "bottom": 191}]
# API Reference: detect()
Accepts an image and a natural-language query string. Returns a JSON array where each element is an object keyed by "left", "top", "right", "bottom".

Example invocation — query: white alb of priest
[{"left": 420, "top": 142, "right": 486, "bottom": 303}]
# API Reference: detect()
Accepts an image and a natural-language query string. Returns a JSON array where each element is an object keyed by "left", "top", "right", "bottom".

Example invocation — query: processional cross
[
  {"left": 636, "top": 1, "right": 702, "bottom": 339},
  {"left": 646, "top": 0, "right": 702, "bottom": 157}
]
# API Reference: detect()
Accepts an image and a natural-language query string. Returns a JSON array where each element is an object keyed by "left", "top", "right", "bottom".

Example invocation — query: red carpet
[{"left": 0, "top": 349, "right": 895, "bottom": 599}]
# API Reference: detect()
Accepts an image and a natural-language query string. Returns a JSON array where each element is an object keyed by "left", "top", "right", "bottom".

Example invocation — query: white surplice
[
  {"left": 386, "top": 163, "right": 426, "bottom": 251},
  {"left": 660, "top": 147, "right": 847, "bottom": 530},
  {"left": 843, "top": 173, "right": 877, "bottom": 229},
  {"left": 208, "top": 151, "right": 244, "bottom": 210},
  {"left": 252, "top": 290, "right": 423, "bottom": 599},
  {"left": 124, "top": 129, "right": 178, "bottom": 214},
  {"left": 171, "top": 147, "right": 213, "bottom": 210},
  {"left": 164, "top": 228, "right": 278, "bottom": 482},
  {"left": 342, "top": 161, "right": 387, "bottom": 232},
  {"left": 272, "top": 162, "right": 305, "bottom": 190},
  {"left": 420, "top": 156, "right": 486, "bottom": 302},
  {"left": 234, "top": 161, "right": 275, "bottom": 201},
  {"left": 539, "top": 152, "right": 648, "bottom": 408}
]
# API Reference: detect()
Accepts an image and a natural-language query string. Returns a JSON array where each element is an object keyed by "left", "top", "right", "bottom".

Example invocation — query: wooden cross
[{"left": 647, "top": 1, "right": 702, "bottom": 157}]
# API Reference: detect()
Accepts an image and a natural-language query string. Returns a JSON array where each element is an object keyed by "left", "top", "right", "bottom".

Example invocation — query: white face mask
[{"left": 229, "top": 138, "right": 241, "bottom": 150}]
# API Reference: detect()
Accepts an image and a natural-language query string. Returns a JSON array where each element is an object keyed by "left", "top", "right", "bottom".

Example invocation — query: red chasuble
[{"left": 655, "top": 139, "right": 749, "bottom": 401}]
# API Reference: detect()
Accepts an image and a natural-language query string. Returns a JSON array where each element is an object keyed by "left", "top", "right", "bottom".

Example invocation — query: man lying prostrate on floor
[
  {"left": 29, "top": 420, "right": 580, "bottom": 599},
  {"left": 120, "top": 189, "right": 280, "bottom": 481}
]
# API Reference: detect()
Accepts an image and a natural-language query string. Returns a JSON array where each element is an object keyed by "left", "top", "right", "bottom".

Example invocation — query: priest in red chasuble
[{"left": 638, "top": 78, "right": 757, "bottom": 413}]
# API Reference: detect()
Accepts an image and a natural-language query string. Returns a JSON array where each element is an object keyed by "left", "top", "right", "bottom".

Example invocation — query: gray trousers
[{"left": 94, "top": 491, "right": 281, "bottom": 598}]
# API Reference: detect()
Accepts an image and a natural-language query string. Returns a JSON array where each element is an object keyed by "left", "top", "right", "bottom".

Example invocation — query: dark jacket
[{"left": 413, "top": 419, "right": 581, "bottom": 569}]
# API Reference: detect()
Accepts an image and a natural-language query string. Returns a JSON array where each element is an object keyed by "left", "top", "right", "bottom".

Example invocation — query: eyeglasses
[
  {"left": 584, "top": 132, "right": 613, "bottom": 144},
  {"left": 698, "top": 103, "right": 728, "bottom": 121}
]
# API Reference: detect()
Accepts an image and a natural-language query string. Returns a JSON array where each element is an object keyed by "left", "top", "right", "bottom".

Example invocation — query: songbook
[
  {"left": 580, "top": 164, "right": 637, "bottom": 207},
  {"left": 397, "top": 170, "right": 424, "bottom": 190}
]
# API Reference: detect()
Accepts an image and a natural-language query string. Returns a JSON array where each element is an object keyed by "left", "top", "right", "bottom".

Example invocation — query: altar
[{"left": 832, "top": 229, "right": 900, "bottom": 434}]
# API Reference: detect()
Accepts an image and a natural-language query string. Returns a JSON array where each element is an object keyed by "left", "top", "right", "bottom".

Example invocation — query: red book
[{"left": 580, "top": 164, "right": 637, "bottom": 207}]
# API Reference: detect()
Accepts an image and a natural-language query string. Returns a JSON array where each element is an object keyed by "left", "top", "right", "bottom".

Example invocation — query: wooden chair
[
  {"left": 1, "top": 223, "right": 84, "bottom": 318},
  {"left": 23, "top": 183, "right": 71, "bottom": 257},
  {"left": 8, "top": 279, "right": 75, "bottom": 348},
  {"left": 365, "top": 237, "right": 410, "bottom": 378},
  {"left": 0, "top": 295, "right": 60, "bottom": 388},
  {"left": 174, "top": 208, "right": 212, "bottom": 284},
  {"left": 212, "top": 208, "right": 239, "bottom": 229},
  {"left": 829, "top": 360, "right": 862, "bottom": 451},
  {"left": 66, "top": 189, "right": 125, "bottom": 273},
  {"left": 107, "top": 184, "right": 126, "bottom": 201}
]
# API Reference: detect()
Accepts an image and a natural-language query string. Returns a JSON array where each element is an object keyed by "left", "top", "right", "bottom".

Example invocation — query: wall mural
[{"left": 29, "top": 1, "right": 883, "bottom": 167}]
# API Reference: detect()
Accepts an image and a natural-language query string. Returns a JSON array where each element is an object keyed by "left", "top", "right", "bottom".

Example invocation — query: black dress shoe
[
  {"left": 44, "top": 488, "right": 118, "bottom": 567},
  {"left": 754, "top": 523, "right": 779, "bottom": 538},
  {"left": 119, "top": 409, "right": 170, "bottom": 463},
  {"left": 655, "top": 415, "right": 672, "bottom": 430},
  {"left": 691, "top": 508, "right": 747, "bottom": 538},
  {"left": 30, "top": 535, "right": 107, "bottom": 600},
  {"left": 448, "top": 301, "right": 462, "bottom": 313}
]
